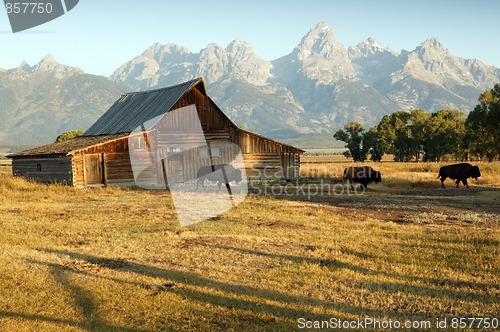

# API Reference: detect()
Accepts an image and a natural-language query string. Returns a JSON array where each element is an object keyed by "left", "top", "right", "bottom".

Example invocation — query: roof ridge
[
  {"left": 124, "top": 77, "right": 203, "bottom": 96},
  {"left": 83, "top": 77, "right": 205, "bottom": 136}
]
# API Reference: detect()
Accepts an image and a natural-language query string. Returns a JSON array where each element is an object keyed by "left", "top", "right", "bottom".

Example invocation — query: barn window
[
  {"left": 199, "top": 146, "right": 220, "bottom": 158},
  {"left": 36, "top": 164, "right": 42, "bottom": 172},
  {"left": 167, "top": 146, "right": 182, "bottom": 153},
  {"left": 134, "top": 137, "right": 146, "bottom": 150}
]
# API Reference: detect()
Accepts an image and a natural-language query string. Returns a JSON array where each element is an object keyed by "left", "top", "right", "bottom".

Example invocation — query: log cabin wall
[
  {"left": 71, "top": 136, "right": 134, "bottom": 187},
  {"left": 12, "top": 157, "right": 73, "bottom": 184},
  {"left": 236, "top": 131, "right": 301, "bottom": 180}
]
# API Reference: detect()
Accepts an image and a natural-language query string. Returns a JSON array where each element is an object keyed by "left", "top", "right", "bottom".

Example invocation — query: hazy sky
[{"left": 1, "top": 0, "right": 499, "bottom": 76}]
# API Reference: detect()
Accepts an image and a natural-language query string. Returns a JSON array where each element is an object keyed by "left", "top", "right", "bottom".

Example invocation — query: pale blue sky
[{"left": 1, "top": 0, "right": 499, "bottom": 76}]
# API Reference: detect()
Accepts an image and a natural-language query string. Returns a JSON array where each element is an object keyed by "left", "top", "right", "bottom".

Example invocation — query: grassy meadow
[{"left": 0, "top": 159, "right": 499, "bottom": 331}]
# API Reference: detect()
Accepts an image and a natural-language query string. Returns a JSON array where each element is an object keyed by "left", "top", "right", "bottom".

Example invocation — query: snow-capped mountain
[
  {"left": 272, "top": 21, "right": 356, "bottom": 86},
  {"left": 348, "top": 37, "right": 399, "bottom": 84},
  {"left": 110, "top": 21, "right": 499, "bottom": 140}
]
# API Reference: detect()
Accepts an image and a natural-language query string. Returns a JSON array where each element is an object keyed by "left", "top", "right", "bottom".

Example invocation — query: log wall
[{"left": 12, "top": 157, "right": 73, "bottom": 184}]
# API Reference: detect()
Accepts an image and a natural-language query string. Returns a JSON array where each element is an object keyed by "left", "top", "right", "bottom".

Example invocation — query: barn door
[
  {"left": 85, "top": 154, "right": 104, "bottom": 185},
  {"left": 167, "top": 154, "right": 184, "bottom": 183}
]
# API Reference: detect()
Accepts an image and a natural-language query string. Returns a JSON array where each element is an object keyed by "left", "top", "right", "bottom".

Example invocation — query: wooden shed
[{"left": 8, "top": 78, "right": 304, "bottom": 187}]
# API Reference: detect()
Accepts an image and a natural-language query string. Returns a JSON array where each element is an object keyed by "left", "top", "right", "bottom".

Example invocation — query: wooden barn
[{"left": 8, "top": 78, "right": 304, "bottom": 187}]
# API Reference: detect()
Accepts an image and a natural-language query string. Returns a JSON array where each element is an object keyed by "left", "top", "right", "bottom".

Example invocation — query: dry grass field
[{"left": 0, "top": 159, "right": 499, "bottom": 331}]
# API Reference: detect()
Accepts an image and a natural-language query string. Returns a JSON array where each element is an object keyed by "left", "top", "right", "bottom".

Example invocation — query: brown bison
[
  {"left": 196, "top": 164, "right": 242, "bottom": 191},
  {"left": 437, "top": 163, "right": 481, "bottom": 188},
  {"left": 342, "top": 166, "right": 382, "bottom": 190}
]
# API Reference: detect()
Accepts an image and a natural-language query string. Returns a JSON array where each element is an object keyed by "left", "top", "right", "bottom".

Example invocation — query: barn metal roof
[{"left": 84, "top": 78, "right": 205, "bottom": 136}]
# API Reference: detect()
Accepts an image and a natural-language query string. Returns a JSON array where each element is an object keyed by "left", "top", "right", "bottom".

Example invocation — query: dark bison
[
  {"left": 437, "top": 163, "right": 481, "bottom": 188},
  {"left": 342, "top": 166, "right": 382, "bottom": 190},
  {"left": 196, "top": 164, "right": 242, "bottom": 191}
]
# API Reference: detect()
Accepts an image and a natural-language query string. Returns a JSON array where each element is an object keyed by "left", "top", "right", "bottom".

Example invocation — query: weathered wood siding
[
  {"left": 12, "top": 157, "right": 73, "bottom": 184},
  {"left": 105, "top": 152, "right": 134, "bottom": 184},
  {"left": 235, "top": 131, "right": 301, "bottom": 179},
  {"left": 71, "top": 137, "right": 134, "bottom": 187}
]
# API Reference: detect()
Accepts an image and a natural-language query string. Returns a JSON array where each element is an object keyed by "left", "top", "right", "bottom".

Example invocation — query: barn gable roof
[{"left": 84, "top": 78, "right": 205, "bottom": 136}]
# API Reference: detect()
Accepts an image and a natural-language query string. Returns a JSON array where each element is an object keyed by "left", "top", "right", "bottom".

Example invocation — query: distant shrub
[{"left": 55, "top": 130, "right": 84, "bottom": 142}]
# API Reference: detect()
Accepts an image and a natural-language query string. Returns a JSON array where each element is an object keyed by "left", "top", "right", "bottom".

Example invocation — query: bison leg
[
  {"left": 462, "top": 178, "right": 469, "bottom": 188},
  {"left": 197, "top": 178, "right": 207, "bottom": 192},
  {"left": 455, "top": 179, "right": 461, "bottom": 188},
  {"left": 440, "top": 176, "right": 446, "bottom": 188}
]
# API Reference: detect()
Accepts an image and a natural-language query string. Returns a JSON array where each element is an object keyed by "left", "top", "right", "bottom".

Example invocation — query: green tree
[
  {"left": 422, "top": 110, "right": 465, "bottom": 162},
  {"left": 55, "top": 130, "right": 84, "bottom": 142},
  {"left": 377, "top": 111, "right": 413, "bottom": 161},
  {"left": 408, "top": 109, "right": 431, "bottom": 162},
  {"left": 334, "top": 122, "right": 367, "bottom": 162},
  {"left": 362, "top": 127, "right": 384, "bottom": 162},
  {"left": 466, "top": 84, "right": 500, "bottom": 161}
]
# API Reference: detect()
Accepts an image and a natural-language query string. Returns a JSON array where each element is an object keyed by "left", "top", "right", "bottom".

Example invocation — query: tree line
[{"left": 334, "top": 84, "right": 500, "bottom": 162}]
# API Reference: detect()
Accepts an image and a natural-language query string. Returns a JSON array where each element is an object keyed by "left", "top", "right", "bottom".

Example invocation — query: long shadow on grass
[
  {"left": 2, "top": 259, "right": 149, "bottom": 331},
  {"left": 212, "top": 245, "right": 498, "bottom": 307},
  {"left": 0, "top": 312, "right": 148, "bottom": 332},
  {"left": 30, "top": 248, "right": 421, "bottom": 328},
  {"left": 0, "top": 311, "right": 148, "bottom": 332}
]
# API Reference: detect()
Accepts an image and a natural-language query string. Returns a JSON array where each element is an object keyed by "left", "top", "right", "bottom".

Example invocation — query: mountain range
[
  {"left": 1, "top": 21, "right": 499, "bottom": 147},
  {"left": 0, "top": 55, "right": 129, "bottom": 146}
]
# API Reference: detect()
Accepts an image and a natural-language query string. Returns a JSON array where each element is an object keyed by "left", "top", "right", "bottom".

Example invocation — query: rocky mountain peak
[
  {"left": 31, "top": 54, "right": 83, "bottom": 75},
  {"left": 415, "top": 37, "right": 449, "bottom": 61},
  {"left": 32, "top": 54, "right": 59, "bottom": 71},
  {"left": 198, "top": 43, "right": 229, "bottom": 83},
  {"left": 226, "top": 39, "right": 271, "bottom": 85},
  {"left": 142, "top": 43, "right": 193, "bottom": 63},
  {"left": 199, "top": 43, "right": 227, "bottom": 64},
  {"left": 296, "top": 21, "right": 339, "bottom": 60},
  {"left": 204, "top": 43, "right": 225, "bottom": 53},
  {"left": 227, "top": 39, "right": 253, "bottom": 52},
  {"left": 348, "top": 37, "right": 397, "bottom": 59},
  {"left": 420, "top": 37, "right": 444, "bottom": 50},
  {"left": 283, "top": 20, "right": 355, "bottom": 84},
  {"left": 226, "top": 39, "right": 257, "bottom": 61},
  {"left": 18, "top": 61, "right": 32, "bottom": 72}
]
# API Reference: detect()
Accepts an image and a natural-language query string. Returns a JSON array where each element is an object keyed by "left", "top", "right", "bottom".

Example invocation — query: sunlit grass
[
  {"left": 0, "top": 162, "right": 499, "bottom": 331},
  {"left": 300, "top": 158, "right": 499, "bottom": 188}
]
